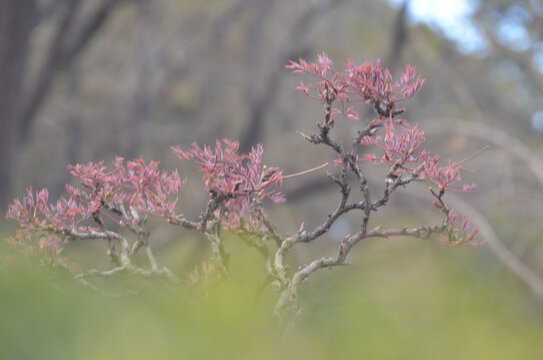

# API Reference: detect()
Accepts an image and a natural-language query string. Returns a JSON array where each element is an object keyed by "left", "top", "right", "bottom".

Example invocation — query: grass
[{"left": 1, "top": 231, "right": 543, "bottom": 359}]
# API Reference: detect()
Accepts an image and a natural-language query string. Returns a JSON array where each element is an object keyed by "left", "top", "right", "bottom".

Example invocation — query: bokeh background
[{"left": 2, "top": 0, "right": 543, "bottom": 358}]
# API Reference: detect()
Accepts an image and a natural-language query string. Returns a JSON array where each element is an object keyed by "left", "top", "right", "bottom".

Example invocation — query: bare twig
[
  {"left": 282, "top": 163, "right": 329, "bottom": 180},
  {"left": 426, "top": 121, "right": 543, "bottom": 188}
]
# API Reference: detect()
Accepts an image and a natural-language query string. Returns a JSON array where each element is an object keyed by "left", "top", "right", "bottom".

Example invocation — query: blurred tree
[
  {"left": 4, "top": 0, "right": 543, "bottom": 306},
  {"left": 0, "top": 0, "right": 127, "bottom": 210}
]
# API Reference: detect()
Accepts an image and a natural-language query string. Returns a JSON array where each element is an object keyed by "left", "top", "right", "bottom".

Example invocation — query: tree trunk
[
  {"left": 0, "top": 0, "right": 124, "bottom": 211},
  {"left": 0, "top": 0, "right": 37, "bottom": 211}
]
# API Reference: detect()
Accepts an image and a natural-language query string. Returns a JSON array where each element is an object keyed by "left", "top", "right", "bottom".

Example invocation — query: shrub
[{"left": 6, "top": 53, "right": 483, "bottom": 328}]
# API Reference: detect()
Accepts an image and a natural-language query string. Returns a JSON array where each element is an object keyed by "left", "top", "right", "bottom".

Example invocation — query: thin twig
[{"left": 282, "top": 162, "right": 328, "bottom": 180}]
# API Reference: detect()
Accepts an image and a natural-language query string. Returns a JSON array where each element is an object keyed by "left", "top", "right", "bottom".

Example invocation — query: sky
[
  {"left": 388, "top": 0, "right": 487, "bottom": 53},
  {"left": 388, "top": 0, "right": 543, "bottom": 131}
]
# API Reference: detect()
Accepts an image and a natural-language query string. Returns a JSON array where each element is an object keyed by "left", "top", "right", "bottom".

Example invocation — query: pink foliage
[
  {"left": 286, "top": 52, "right": 425, "bottom": 120},
  {"left": 287, "top": 52, "right": 474, "bottom": 196},
  {"left": 289, "top": 52, "right": 479, "bottom": 246},
  {"left": 422, "top": 156, "right": 476, "bottom": 193},
  {"left": 359, "top": 117, "right": 476, "bottom": 193},
  {"left": 361, "top": 119, "right": 428, "bottom": 170},
  {"left": 437, "top": 209, "right": 482, "bottom": 248},
  {"left": 6, "top": 52, "right": 482, "bottom": 278},
  {"left": 171, "top": 139, "right": 284, "bottom": 202},
  {"left": 172, "top": 139, "right": 284, "bottom": 231},
  {"left": 7, "top": 157, "right": 185, "bottom": 233}
]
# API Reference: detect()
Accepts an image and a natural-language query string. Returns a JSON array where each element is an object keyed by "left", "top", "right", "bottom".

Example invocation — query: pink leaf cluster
[
  {"left": 291, "top": 53, "right": 480, "bottom": 246},
  {"left": 286, "top": 52, "right": 424, "bottom": 120},
  {"left": 68, "top": 157, "right": 185, "bottom": 220},
  {"left": 362, "top": 119, "right": 427, "bottom": 170},
  {"left": 423, "top": 157, "right": 477, "bottom": 193},
  {"left": 7, "top": 158, "right": 185, "bottom": 232},
  {"left": 360, "top": 118, "right": 476, "bottom": 193},
  {"left": 438, "top": 209, "right": 483, "bottom": 248},
  {"left": 288, "top": 53, "right": 476, "bottom": 193},
  {"left": 5, "top": 229, "right": 66, "bottom": 259},
  {"left": 172, "top": 139, "right": 284, "bottom": 230}
]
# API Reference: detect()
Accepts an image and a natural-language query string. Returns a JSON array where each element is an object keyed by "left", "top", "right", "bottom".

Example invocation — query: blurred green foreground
[{"left": 1, "top": 235, "right": 543, "bottom": 360}]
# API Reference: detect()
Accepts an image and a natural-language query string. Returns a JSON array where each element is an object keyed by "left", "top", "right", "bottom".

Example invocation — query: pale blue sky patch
[
  {"left": 387, "top": 0, "right": 543, "bottom": 133},
  {"left": 533, "top": 43, "right": 543, "bottom": 73},
  {"left": 495, "top": 3, "right": 532, "bottom": 51},
  {"left": 388, "top": 0, "right": 488, "bottom": 54},
  {"left": 532, "top": 111, "right": 543, "bottom": 133},
  {"left": 497, "top": 19, "right": 531, "bottom": 51}
]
